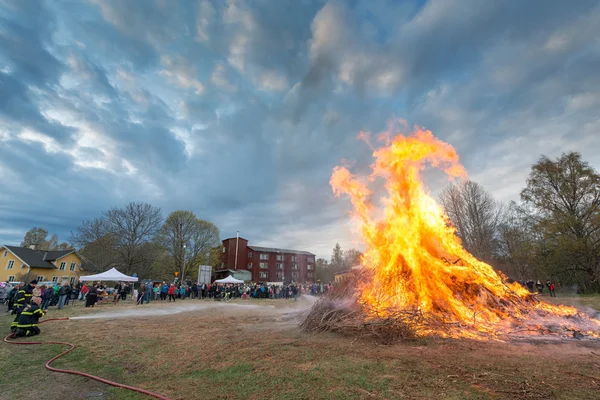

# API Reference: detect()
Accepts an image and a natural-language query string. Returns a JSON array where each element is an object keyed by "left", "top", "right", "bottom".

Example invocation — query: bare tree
[
  {"left": 157, "top": 210, "right": 220, "bottom": 283},
  {"left": 439, "top": 180, "right": 504, "bottom": 263},
  {"left": 71, "top": 203, "right": 163, "bottom": 276},
  {"left": 497, "top": 202, "right": 536, "bottom": 280}
]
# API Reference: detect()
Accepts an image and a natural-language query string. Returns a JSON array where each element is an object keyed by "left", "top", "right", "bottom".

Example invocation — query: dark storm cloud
[{"left": 1, "top": 0, "right": 599, "bottom": 259}]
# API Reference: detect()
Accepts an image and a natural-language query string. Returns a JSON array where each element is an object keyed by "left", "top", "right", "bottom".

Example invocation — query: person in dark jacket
[
  {"left": 11, "top": 280, "right": 37, "bottom": 332},
  {"left": 41, "top": 286, "right": 54, "bottom": 310},
  {"left": 14, "top": 297, "right": 45, "bottom": 337},
  {"left": 57, "top": 283, "right": 70, "bottom": 309},
  {"left": 7, "top": 285, "right": 18, "bottom": 312},
  {"left": 85, "top": 285, "right": 98, "bottom": 308}
]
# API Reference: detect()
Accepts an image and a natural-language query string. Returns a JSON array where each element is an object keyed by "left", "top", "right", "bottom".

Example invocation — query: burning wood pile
[{"left": 302, "top": 127, "right": 600, "bottom": 342}]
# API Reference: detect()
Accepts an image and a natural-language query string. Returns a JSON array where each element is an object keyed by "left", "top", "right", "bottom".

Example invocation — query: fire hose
[{"left": 4, "top": 317, "right": 172, "bottom": 400}]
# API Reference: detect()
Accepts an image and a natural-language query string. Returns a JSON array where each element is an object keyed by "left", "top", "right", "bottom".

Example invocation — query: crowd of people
[
  {"left": 132, "top": 281, "right": 334, "bottom": 304},
  {"left": 521, "top": 279, "right": 556, "bottom": 297}
]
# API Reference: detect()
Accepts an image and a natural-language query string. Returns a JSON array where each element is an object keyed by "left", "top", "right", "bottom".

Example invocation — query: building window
[
  {"left": 292, "top": 264, "right": 298, "bottom": 270},
  {"left": 20, "top": 263, "right": 26, "bottom": 269},
  {"left": 307, "top": 264, "right": 314, "bottom": 270},
  {"left": 8, "top": 275, "right": 15, "bottom": 282},
  {"left": 59, "top": 262, "right": 66, "bottom": 270},
  {"left": 259, "top": 262, "right": 268, "bottom": 269},
  {"left": 276, "top": 263, "right": 283, "bottom": 269},
  {"left": 308, "top": 257, "right": 315, "bottom": 263},
  {"left": 247, "top": 262, "right": 253, "bottom": 269},
  {"left": 259, "top": 271, "right": 268, "bottom": 279},
  {"left": 222, "top": 247, "right": 226, "bottom": 253},
  {"left": 70, "top": 262, "right": 76, "bottom": 271},
  {"left": 259, "top": 254, "right": 269, "bottom": 260},
  {"left": 37, "top": 276, "right": 45, "bottom": 282},
  {"left": 3, "top": 250, "right": 6, "bottom": 257},
  {"left": 276, "top": 254, "right": 283, "bottom": 261},
  {"left": 292, "top": 272, "right": 299, "bottom": 279},
  {"left": 70, "top": 277, "right": 76, "bottom": 286},
  {"left": 6, "top": 260, "right": 14, "bottom": 270},
  {"left": 308, "top": 272, "right": 313, "bottom": 277},
  {"left": 62, "top": 276, "right": 69, "bottom": 284},
  {"left": 276, "top": 272, "right": 283, "bottom": 278},
  {"left": 52, "top": 276, "right": 59, "bottom": 283},
  {"left": 248, "top": 252, "right": 253, "bottom": 258},
  {"left": 292, "top": 256, "right": 298, "bottom": 262}
]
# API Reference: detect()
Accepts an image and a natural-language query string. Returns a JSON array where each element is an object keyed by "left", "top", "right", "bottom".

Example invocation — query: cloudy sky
[{"left": 1, "top": 0, "right": 599, "bottom": 259}]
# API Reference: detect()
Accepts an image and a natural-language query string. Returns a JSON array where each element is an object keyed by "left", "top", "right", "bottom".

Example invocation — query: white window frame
[
  {"left": 70, "top": 262, "right": 76, "bottom": 271},
  {"left": 61, "top": 276, "right": 69, "bottom": 284},
  {"left": 308, "top": 257, "right": 315, "bottom": 263},
  {"left": 6, "top": 260, "right": 14, "bottom": 270},
  {"left": 276, "top": 254, "right": 283, "bottom": 261},
  {"left": 20, "top": 263, "right": 26, "bottom": 269},
  {"left": 292, "top": 272, "right": 299, "bottom": 279},
  {"left": 222, "top": 247, "right": 226, "bottom": 253},
  {"left": 52, "top": 276, "right": 59, "bottom": 283},
  {"left": 259, "top": 262, "right": 268, "bottom": 269},
  {"left": 292, "top": 256, "right": 298, "bottom": 262},
  {"left": 259, "top": 271, "right": 268, "bottom": 279},
  {"left": 307, "top": 264, "right": 314, "bottom": 270},
  {"left": 259, "top": 253, "right": 269, "bottom": 260},
  {"left": 3, "top": 250, "right": 7, "bottom": 257},
  {"left": 247, "top": 262, "right": 253, "bottom": 269},
  {"left": 292, "top": 263, "right": 298, "bottom": 270},
  {"left": 248, "top": 252, "right": 253, "bottom": 258},
  {"left": 37, "top": 276, "right": 45, "bottom": 282},
  {"left": 276, "top": 272, "right": 283, "bottom": 278},
  {"left": 7, "top": 275, "right": 15, "bottom": 282},
  {"left": 276, "top": 263, "right": 283, "bottom": 269},
  {"left": 59, "top": 261, "right": 66, "bottom": 270},
  {"left": 70, "top": 277, "right": 76, "bottom": 285}
]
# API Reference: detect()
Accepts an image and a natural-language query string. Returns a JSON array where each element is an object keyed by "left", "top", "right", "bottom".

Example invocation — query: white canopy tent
[
  {"left": 214, "top": 275, "right": 244, "bottom": 284},
  {"left": 79, "top": 267, "right": 138, "bottom": 282}
]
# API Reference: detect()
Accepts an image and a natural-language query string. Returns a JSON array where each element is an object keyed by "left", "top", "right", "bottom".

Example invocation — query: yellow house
[{"left": 1, "top": 245, "right": 83, "bottom": 286}]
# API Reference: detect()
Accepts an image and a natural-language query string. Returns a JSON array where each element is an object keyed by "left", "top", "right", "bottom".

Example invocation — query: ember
[{"left": 303, "top": 125, "right": 600, "bottom": 341}]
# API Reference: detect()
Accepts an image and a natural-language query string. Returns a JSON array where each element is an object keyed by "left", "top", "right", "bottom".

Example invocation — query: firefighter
[
  {"left": 10, "top": 280, "right": 38, "bottom": 332},
  {"left": 14, "top": 296, "right": 45, "bottom": 337}
]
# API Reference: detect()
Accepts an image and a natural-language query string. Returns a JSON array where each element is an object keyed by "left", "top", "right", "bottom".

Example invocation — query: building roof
[
  {"left": 247, "top": 245, "right": 315, "bottom": 256},
  {"left": 3, "top": 246, "right": 75, "bottom": 269},
  {"left": 42, "top": 250, "right": 74, "bottom": 261}
]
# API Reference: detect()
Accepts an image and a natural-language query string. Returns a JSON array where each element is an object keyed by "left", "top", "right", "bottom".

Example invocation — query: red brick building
[{"left": 220, "top": 237, "right": 316, "bottom": 283}]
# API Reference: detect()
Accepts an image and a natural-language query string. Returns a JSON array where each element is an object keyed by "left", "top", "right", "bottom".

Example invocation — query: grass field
[{"left": 1, "top": 294, "right": 599, "bottom": 400}]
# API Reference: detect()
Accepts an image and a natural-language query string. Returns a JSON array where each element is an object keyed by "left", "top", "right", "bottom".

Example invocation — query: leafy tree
[
  {"left": 520, "top": 152, "right": 600, "bottom": 291},
  {"left": 315, "top": 258, "right": 333, "bottom": 282},
  {"left": 157, "top": 211, "right": 220, "bottom": 283},
  {"left": 21, "top": 227, "right": 49, "bottom": 249},
  {"left": 330, "top": 243, "right": 345, "bottom": 272}
]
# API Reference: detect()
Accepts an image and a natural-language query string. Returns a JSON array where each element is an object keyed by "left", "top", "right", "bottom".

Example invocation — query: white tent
[
  {"left": 214, "top": 275, "right": 244, "bottom": 284},
  {"left": 79, "top": 267, "right": 138, "bottom": 282}
]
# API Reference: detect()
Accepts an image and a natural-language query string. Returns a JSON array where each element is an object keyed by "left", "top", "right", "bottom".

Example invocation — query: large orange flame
[{"left": 331, "top": 125, "right": 600, "bottom": 339}]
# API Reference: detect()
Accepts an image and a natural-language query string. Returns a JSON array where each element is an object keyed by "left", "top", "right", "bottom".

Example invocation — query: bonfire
[{"left": 302, "top": 126, "right": 600, "bottom": 342}]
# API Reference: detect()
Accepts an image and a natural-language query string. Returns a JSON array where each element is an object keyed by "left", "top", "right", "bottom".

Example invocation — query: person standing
[
  {"left": 85, "top": 284, "right": 98, "bottom": 308},
  {"left": 137, "top": 283, "right": 146, "bottom": 305},
  {"left": 547, "top": 280, "right": 556, "bottom": 297},
  {"left": 57, "top": 283, "right": 69, "bottom": 309},
  {"left": 167, "top": 284, "right": 176, "bottom": 302},
  {"left": 536, "top": 280, "right": 544, "bottom": 294},
  {"left": 41, "top": 285, "right": 53, "bottom": 310}
]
